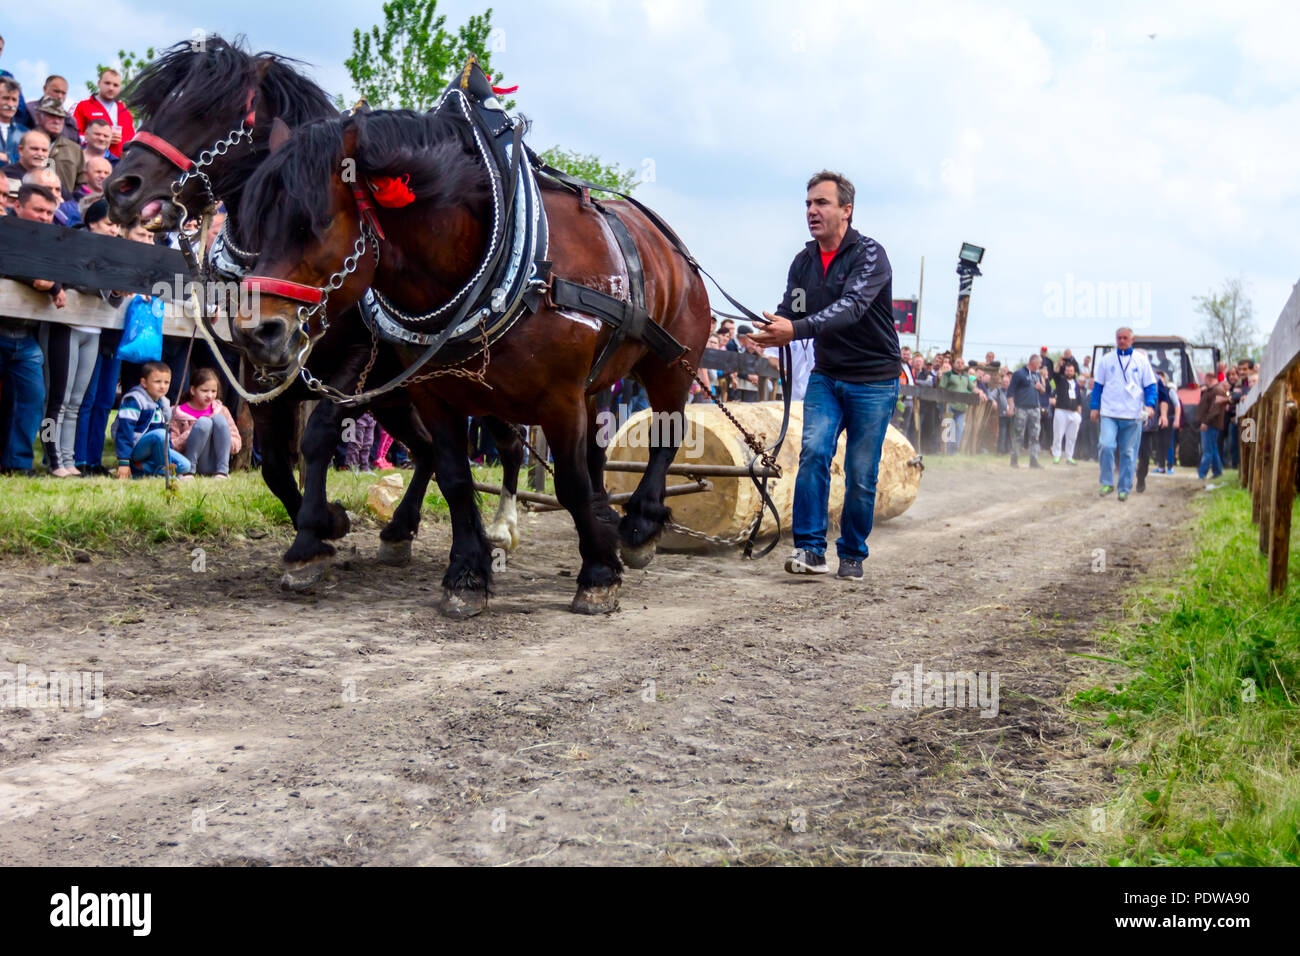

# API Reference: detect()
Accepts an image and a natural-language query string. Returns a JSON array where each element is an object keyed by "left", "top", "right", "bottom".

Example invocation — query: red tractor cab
[{"left": 1091, "top": 336, "right": 1221, "bottom": 466}]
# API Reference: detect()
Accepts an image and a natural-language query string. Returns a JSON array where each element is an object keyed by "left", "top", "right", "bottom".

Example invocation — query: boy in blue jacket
[{"left": 114, "top": 361, "right": 192, "bottom": 479}]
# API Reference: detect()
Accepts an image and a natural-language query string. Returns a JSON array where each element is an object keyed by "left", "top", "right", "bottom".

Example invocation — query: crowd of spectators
[{"left": 0, "top": 41, "right": 246, "bottom": 478}]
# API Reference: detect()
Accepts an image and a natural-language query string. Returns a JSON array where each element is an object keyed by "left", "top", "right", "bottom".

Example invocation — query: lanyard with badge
[{"left": 1118, "top": 351, "right": 1143, "bottom": 399}]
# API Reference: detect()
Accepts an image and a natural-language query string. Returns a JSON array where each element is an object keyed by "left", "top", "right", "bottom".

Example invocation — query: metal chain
[{"left": 675, "top": 356, "right": 781, "bottom": 477}]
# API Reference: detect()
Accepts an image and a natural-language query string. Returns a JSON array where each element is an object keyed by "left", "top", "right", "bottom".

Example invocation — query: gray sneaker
[
  {"left": 837, "top": 557, "right": 863, "bottom": 579},
  {"left": 785, "top": 548, "right": 829, "bottom": 575}
]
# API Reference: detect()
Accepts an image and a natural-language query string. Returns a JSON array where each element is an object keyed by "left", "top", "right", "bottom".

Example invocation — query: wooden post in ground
[
  {"left": 1252, "top": 396, "right": 1270, "bottom": 526},
  {"left": 1239, "top": 409, "right": 1252, "bottom": 488},
  {"left": 529, "top": 425, "right": 549, "bottom": 492},
  {"left": 1255, "top": 385, "right": 1278, "bottom": 550},
  {"left": 1266, "top": 367, "right": 1300, "bottom": 593}
]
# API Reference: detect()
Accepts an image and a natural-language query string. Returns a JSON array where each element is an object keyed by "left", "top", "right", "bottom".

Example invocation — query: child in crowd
[
  {"left": 374, "top": 425, "right": 395, "bottom": 470},
  {"left": 170, "top": 367, "right": 239, "bottom": 478},
  {"left": 344, "top": 411, "right": 377, "bottom": 472},
  {"left": 114, "top": 361, "right": 192, "bottom": 479}
]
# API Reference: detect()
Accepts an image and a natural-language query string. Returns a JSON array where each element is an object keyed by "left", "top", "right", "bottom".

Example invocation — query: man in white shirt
[
  {"left": 764, "top": 339, "right": 815, "bottom": 402},
  {"left": 1089, "top": 326, "right": 1157, "bottom": 501}
]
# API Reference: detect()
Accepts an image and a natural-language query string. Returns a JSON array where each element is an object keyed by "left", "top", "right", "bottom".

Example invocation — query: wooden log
[
  {"left": 603, "top": 401, "right": 923, "bottom": 551},
  {"left": 1266, "top": 373, "right": 1300, "bottom": 593}
]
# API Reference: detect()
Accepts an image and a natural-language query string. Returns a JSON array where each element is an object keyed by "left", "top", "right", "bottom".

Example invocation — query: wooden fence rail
[{"left": 1236, "top": 280, "right": 1300, "bottom": 594}]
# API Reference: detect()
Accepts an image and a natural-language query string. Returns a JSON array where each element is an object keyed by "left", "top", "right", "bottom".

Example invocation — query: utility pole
[
  {"left": 951, "top": 242, "right": 984, "bottom": 357},
  {"left": 915, "top": 256, "right": 924, "bottom": 353}
]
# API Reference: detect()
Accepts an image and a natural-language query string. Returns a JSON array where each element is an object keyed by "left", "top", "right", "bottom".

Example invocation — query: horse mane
[
  {"left": 125, "top": 35, "right": 335, "bottom": 128},
  {"left": 239, "top": 109, "right": 490, "bottom": 263}
]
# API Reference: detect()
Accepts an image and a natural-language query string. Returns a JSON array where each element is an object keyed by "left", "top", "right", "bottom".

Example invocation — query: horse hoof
[
  {"left": 376, "top": 538, "right": 412, "bottom": 567},
  {"left": 621, "top": 541, "right": 656, "bottom": 570},
  {"left": 439, "top": 588, "right": 487, "bottom": 620},
  {"left": 280, "top": 557, "right": 330, "bottom": 592},
  {"left": 485, "top": 524, "right": 519, "bottom": 553},
  {"left": 571, "top": 583, "right": 620, "bottom": 615}
]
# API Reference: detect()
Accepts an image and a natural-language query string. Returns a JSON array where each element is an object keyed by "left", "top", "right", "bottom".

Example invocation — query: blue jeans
[
  {"left": 946, "top": 410, "right": 965, "bottom": 454},
  {"left": 1098, "top": 416, "right": 1142, "bottom": 493},
  {"left": 0, "top": 334, "right": 47, "bottom": 470},
  {"left": 1198, "top": 427, "right": 1223, "bottom": 479},
  {"left": 1166, "top": 428, "right": 1177, "bottom": 468},
  {"left": 75, "top": 353, "right": 121, "bottom": 469},
  {"left": 793, "top": 372, "right": 897, "bottom": 561},
  {"left": 130, "top": 429, "right": 192, "bottom": 477}
]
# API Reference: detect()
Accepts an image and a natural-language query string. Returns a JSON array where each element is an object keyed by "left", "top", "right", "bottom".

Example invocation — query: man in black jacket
[{"left": 753, "top": 170, "right": 899, "bottom": 580}]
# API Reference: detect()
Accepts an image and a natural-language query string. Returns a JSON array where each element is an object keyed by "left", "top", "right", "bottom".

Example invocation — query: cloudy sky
[{"left": 4, "top": 0, "right": 1296, "bottom": 363}]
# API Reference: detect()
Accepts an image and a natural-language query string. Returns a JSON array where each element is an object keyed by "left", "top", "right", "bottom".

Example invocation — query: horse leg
[
  {"left": 281, "top": 399, "right": 352, "bottom": 591},
  {"left": 542, "top": 404, "right": 623, "bottom": 614},
  {"left": 254, "top": 395, "right": 303, "bottom": 526},
  {"left": 483, "top": 417, "right": 522, "bottom": 552},
  {"left": 587, "top": 391, "right": 620, "bottom": 528},
  {"left": 371, "top": 400, "right": 436, "bottom": 567},
  {"left": 423, "top": 402, "right": 493, "bottom": 619},
  {"left": 617, "top": 361, "right": 694, "bottom": 569}
]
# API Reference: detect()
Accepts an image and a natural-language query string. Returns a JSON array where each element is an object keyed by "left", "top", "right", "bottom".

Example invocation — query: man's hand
[
  {"left": 52, "top": 289, "right": 66, "bottom": 309},
  {"left": 746, "top": 374, "right": 758, "bottom": 385},
  {"left": 1159, "top": 413, "right": 1168, "bottom": 429},
  {"left": 750, "top": 312, "right": 793, "bottom": 347},
  {"left": 1200, "top": 423, "right": 1207, "bottom": 432},
  {"left": 116, "top": 465, "right": 131, "bottom": 480},
  {"left": 1007, "top": 401, "right": 1014, "bottom": 415},
  {"left": 1049, "top": 397, "right": 1056, "bottom": 407},
  {"left": 1091, "top": 409, "right": 1100, "bottom": 423}
]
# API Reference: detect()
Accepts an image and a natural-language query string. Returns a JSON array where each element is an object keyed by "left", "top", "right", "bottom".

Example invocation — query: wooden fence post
[
  {"left": 1252, "top": 396, "right": 1271, "bottom": 528},
  {"left": 1239, "top": 410, "right": 1252, "bottom": 488},
  {"left": 529, "top": 425, "right": 549, "bottom": 492},
  {"left": 1267, "top": 368, "right": 1300, "bottom": 594}
]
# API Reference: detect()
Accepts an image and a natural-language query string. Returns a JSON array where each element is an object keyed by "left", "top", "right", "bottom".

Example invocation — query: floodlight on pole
[{"left": 951, "top": 241, "right": 985, "bottom": 356}]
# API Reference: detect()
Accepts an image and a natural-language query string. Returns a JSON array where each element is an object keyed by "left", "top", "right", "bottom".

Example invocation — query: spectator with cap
[
  {"left": 2, "top": 128, "right": 48, "bottom": 180},
  {"left": 0, "top": 76, "right": 26, "bottom": 165},
  {"left": 31, "top": 97, "right": 81, "bottom": 197},
  {"left": 0, "top": 183, "right": 65, "bottom": 475},
  {"left": 72, "top": 69, "right": 135, "bottom": 160}
]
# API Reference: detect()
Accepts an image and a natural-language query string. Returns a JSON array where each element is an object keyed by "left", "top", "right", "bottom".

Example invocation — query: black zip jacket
[
  {"left": 775, "top": 227, "right": 900, "bottom": 383},
  {"left": 1051, "top": 372, "right": 1083, "bottom": 412}
]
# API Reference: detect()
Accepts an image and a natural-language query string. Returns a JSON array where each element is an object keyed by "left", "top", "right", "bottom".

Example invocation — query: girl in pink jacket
[{"left": 169, "top": 368, "right": 241, "bottom": 477}]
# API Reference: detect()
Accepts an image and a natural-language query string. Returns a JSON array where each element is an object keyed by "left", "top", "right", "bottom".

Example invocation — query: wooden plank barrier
[{"left": 1237, "top": 280, "right": 1300, "bottom": 594}]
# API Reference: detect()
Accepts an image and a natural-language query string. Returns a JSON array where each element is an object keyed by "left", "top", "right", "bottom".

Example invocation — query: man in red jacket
[{"left": 72, "top": 69, "right": 134, "bottom": 159}]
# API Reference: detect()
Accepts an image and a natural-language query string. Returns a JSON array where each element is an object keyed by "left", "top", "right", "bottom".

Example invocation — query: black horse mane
[
  {"left": 240, "top": 109, "right": 491, "bottom": 262},
  {"left": 125, "top": 34, "right": 336, "bottom": 131}
]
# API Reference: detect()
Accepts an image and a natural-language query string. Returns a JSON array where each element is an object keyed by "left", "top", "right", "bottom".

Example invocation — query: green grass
[
  {"left": 0, "top": 464, "right": 526, "bottom": 559},
  {"left": 1056, "top": 481, "right": 1300, "bottom": 866}
]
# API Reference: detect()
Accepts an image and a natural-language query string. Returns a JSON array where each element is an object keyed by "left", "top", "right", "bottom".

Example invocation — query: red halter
[
  {"left": 126, "top": 90, "right": 257, "bottom": 172},
  {"left": 239, "top": 276, "right": 325, "bottom": 306}
]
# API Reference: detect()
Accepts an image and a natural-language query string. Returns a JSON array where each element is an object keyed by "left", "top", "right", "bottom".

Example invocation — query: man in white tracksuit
[{"left": 1089, "top": 326, "right": 1158, "bottom": 501}]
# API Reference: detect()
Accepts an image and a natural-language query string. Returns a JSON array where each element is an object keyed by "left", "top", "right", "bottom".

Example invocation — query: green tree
[
  {"left": 1194, "top": 277, "right": 1257, "bottom": 365},
  {"left": 341, "top": 0, "right": 507, "bottom": 111},
  {"left": 537, "top": 146, "right": 639, "bottom": 197}
]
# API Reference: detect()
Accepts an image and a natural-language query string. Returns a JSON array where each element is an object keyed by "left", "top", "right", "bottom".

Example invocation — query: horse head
[{"left": 105, "top": 35, "right": 334, "bottom": 232}]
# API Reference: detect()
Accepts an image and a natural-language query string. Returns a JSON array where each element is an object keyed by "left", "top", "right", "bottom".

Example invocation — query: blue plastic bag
[{"left": 117, "top": 295, "right": 164, "bottom": 363}]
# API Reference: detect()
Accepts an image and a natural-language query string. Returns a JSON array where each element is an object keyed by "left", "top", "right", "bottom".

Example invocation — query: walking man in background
[
  {"left": 753, "top": 170, "right": 899, "bottom": 580},
  {"left": 1007, "top": 353, "right": 1045, "bottom": 468},
  {"left": 1090, "top": 326, "right": 1157, "bottom": 501}
]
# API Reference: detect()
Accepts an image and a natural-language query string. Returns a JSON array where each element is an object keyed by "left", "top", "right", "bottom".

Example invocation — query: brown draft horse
[
  {"left": 101, "top": 38, "right": 528, "bottom": 590},
  {"left": 235, "top": 107, "right": 712, "bottom": 616}
]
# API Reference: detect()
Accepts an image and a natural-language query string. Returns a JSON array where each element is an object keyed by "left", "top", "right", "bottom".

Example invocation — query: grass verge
[
  {"left": 0, "top": 465, "right": 525, "bottom": 558},
  {"left": 1051, "top": 482, "right": 1299, "bottom": 865}
]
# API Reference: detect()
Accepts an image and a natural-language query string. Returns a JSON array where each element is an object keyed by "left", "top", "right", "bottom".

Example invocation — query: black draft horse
[
  {"left": 234, "top": 107, "right": 712, "bottom": 616},
  {"left": 102, "top": 37, "right": 527, "bottom": 588}
]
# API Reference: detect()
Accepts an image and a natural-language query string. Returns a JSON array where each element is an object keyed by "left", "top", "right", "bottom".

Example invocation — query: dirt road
[{"left": 0, "top": 459, "right": 1200, "bottom": 865}]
